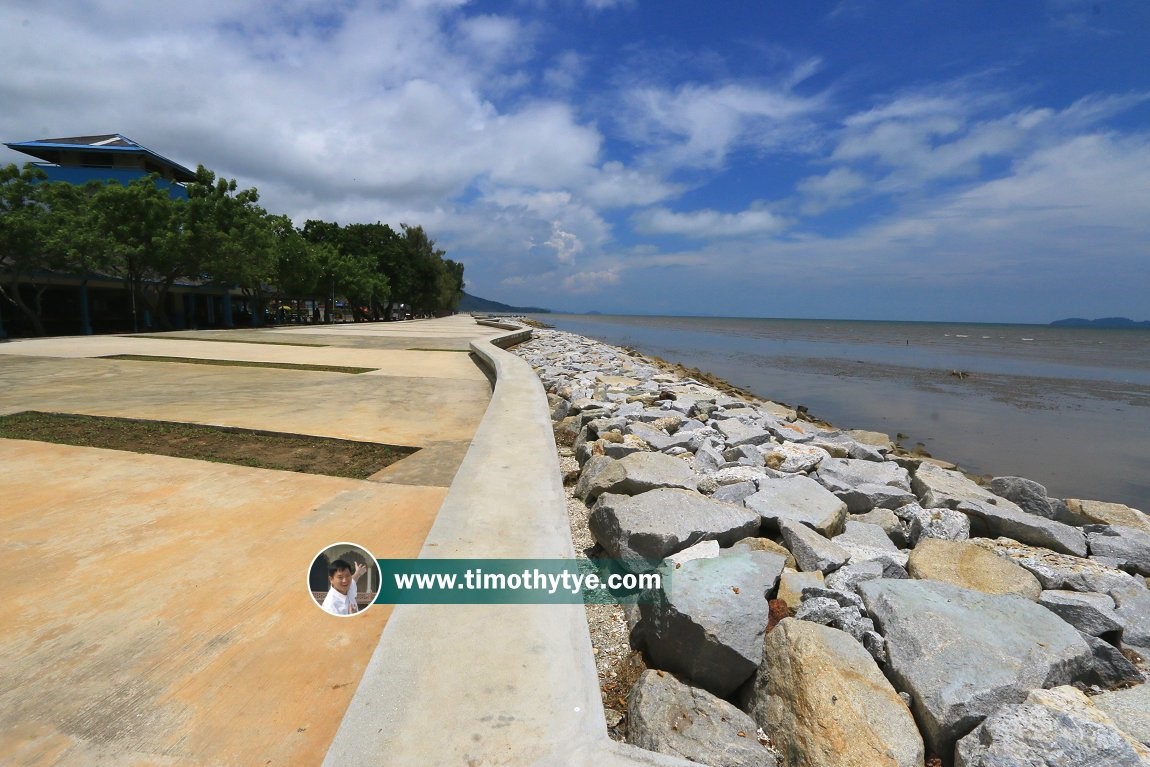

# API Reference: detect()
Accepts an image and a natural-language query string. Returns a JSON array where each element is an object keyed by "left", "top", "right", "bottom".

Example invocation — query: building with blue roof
[
  {"left": 4, "top": 133, "right": 195, "bottom": 199},
  {"left": 0, "top": 134, "right": 250, "bottom": 338}
]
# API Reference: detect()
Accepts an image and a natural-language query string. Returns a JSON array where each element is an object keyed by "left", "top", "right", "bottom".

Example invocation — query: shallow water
[{"left": 539, "top": 314, "right": 1150, "bottom": 511}]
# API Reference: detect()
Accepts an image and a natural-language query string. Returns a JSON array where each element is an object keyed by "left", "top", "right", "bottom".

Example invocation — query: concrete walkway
[{"left": 0, "top": 317, "right": 504, "bottom": 766}]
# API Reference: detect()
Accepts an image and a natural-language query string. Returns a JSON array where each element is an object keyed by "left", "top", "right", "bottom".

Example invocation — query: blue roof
[{"left": 4, "top": 133, "right": 197, "bottom": 183}]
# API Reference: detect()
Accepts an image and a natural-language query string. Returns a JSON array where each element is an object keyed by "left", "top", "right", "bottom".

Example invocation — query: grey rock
[
  {"left": 955, "top": 699, "right": 1150, "bottom": 767},
  {"left": 589, "top": 489, "right": 761, "bottom": 568},
  {"left": 600, "top": 439, "right": 648, "bottom": 460},
  {"left": 692, "top": 442, "right": 725, "bottom": 473},
  {"left": 1079, "top": 632, "right": 1146, "bottom": 689},
  {"left": 665, "top": 540, "right": 721, "bottom": 568},
  {"left": 715, "top": 419, "right": 773, "bottom": 447},
  {"left": 912, "top": 462, "right": 1000, "bottom": 509},
  {"left": 1038, "top": 590, "right": 1124, "bottom": 637},
  {"left": 627, "top": 421, "right": 678, "bottom": 452},
  {"left": 723, "top": 444, "right": 765, "bottom": 466},
  {"left": 1095, "top": 684, "right": 1150, "bottom": 747},
  {"left": 817, "top": 457, "right": 912, "bottom": 493},
  {"left": 1111, "top": 582, "right": 1150, "bottom": 657},
  {"left": 745, "top": 475, "right": 848, "bottom": 536},
  {"left": 613, "top": 451, "right": 698, "bottom": 495},
  {"left": 859, "top": 578, "right": 1095, "bottom": 757},
  {"left": 836, "top": 519, "right": 900, "bottom": 549},
  {"left": 958, "top": 498, "right": 1088, "bottom": 557},
  {"left": 640, "top": 549, "right": 787, "bottom": 696},
  {"left": 896, "top": 502, "right": 971, "bottom": 546},
  {"left": 627, "top": 669, "right": 778, "bottom": 767},
  {"left": 852, "top": 507, "right": 908, "bottom": 546},
  {"left": 746, "top": 619, "right": 924, "bottom": 767},
  {"left": 971, "top": 538, "right": 1137, "bottom": 592},
  {"left": 779, "top": 518, "right": 851, "bottom": 574},
  {"left": 793, "top": 596, "right": 845, "bottom": 625},
  {"left": 711, "top": 480, "right": 757, "bottom": 505},
  {"left": 835, "top": 521, "right": 911, "bottom": 570},
  {"left": 761, "top": 441, "right": 829, "bottom": 473},
  {"left": 802, "top": 585, "right": 866, "bottom": 611},
  {"left": 824, "top": 560, "right": 886, "bottom": 595},
  {"left": 1088, "top": 525, "right": 1150, "bottom": 575},
  {"left": 574, "top": 455, "right": 627, "bottom": 502},
  {"left": 990, "top": 475, "right": 1056, "bottom": 520}
]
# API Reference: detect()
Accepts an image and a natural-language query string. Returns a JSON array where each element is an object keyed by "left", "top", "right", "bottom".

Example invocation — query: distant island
[
  {"left": 457, "top": 291, "right": 551, "bottom": 314},
  {"left": 1050, "top": 317, "right": 1150, "bottom": 328}
]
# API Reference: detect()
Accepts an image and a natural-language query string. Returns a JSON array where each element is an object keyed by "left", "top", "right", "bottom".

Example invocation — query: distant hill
[
  {"left": 1050, "top": 317, "right": 1150, "bottom": 328},
  {"left": 457, "top": 291, "right": 551, "bottom": 314}
]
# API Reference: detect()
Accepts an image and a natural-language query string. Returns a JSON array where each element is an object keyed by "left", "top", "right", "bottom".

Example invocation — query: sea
[{"left": 536, "top": 314, "right": 1150, "bottom": 512}]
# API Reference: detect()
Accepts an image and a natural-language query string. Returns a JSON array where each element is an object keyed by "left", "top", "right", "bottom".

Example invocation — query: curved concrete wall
[{"left": 325, "top": 323, "right": 694, "bottom": 766}]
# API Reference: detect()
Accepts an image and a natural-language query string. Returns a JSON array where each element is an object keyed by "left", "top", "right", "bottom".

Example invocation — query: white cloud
[
  {"left": 621, "top": 78, "right": 826, "bottom": 169},
  {"left": 633, "top": 204, "right": 789, "bottom": 238}
]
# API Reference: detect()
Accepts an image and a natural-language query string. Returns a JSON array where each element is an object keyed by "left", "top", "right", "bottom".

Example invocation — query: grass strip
[
  {"left": 405, "top": 348, "right": 473, "bottom": 352},
  {"left": 100, "top": 354, "right": 375, "bottom": 374},
  {"left": 0, "top": 411, "right": 417, "bottom": 479}
]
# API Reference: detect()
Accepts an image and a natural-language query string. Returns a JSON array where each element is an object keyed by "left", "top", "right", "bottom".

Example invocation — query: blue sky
[{"left": 2, "top": 0, "right": 1148, "bottom": 322}]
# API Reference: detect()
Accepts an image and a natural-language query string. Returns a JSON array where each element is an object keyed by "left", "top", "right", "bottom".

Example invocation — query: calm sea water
[{"left": 538, "top": 314, "right": 1150, "bottom": 511}]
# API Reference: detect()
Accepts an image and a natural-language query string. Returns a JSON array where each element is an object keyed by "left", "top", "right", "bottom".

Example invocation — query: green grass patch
[
  {"left": 100, "top": 354, "right": 376, "bottom": 374},
  {"left": 0, "top": 411, "right": 417, "bottom": 479}
]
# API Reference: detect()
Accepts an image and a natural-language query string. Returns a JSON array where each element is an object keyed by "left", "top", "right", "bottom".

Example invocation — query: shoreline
[
  {"left": 511, "top": 322, "right": 1150, "bottom": 763},
  {"left": 535, "top": 314, "right": 1150, "bottom": 511}
]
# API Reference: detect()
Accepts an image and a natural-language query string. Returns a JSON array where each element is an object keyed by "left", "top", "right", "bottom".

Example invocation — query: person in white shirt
[{"left": 321, "top": 559, "right": 368, "bottom": 616}]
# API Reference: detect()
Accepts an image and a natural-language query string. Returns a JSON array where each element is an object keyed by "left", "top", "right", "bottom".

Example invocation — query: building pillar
[
  {"left": 222, "top": 294, "right": 234, "bottom": 328},
  {"left": 79, "top": 284, "right": 93, "bottom": 335},
  {"left": 172, "top": 293, "right": 186, "bottom": 330},
  {"left": 206, "top": 294, "right": 216, "bottom": 325},
  {"left": 0, "top": 303, "right": 6, "bottom": 340}
]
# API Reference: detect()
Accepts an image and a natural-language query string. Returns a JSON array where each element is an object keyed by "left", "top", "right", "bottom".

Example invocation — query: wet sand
[{"left": 541, "top": 314, "right": 1150, "bottom": 510}]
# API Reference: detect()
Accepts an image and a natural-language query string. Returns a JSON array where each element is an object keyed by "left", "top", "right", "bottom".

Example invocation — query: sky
[{"left": 2, "top": 0, "right": 1148, "bottom": 323}]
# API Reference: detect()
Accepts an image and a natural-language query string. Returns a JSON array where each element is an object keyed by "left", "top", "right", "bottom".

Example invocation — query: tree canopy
[{"left": 0, "top": 163, "right": 463, "bottom": 335}]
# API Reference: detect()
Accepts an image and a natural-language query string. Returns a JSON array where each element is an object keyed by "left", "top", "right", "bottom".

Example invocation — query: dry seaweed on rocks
[{"left": 512, "top": 327, "right": 1150, "bottom": 766}]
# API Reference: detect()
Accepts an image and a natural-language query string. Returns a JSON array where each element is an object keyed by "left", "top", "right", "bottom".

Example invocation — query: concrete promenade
[{"left": 0, "top": 317, "right": 504, "bottom": 765}]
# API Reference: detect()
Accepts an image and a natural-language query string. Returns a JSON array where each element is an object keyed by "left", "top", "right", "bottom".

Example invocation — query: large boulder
[
  {"left": 858, "top": 578, "right": 1094, "bottom": 757},
  {"left": 957, "top": 498, "right": 1087, "bottom": 557},
  {"left": 779, "top": 519, "right": 851, "bottom": 574},
  {"left": 745, "top": 476, "right": 848, "bottom": 536},
  {"left": 990, "top": 476, "right": 1056, "bottom": 519},
  {"left": 627, "top": 669, "right": 778, "bottom": 767},
  {"left": 640, "top": 549, "right": 787, "bottom": 697},
  {"left": 969, "top": 538, "right": 1135, "bottom": 592},
  {"left": 1095, "top": 684, "right": 1150, "bottom": 748},
  {"left": 589, "top": 488, "right": 761, "bottom": 568},
  {"left": 746, "top": 619, "right": 924, "bottom": 767},
  {"left": 1088, "top": 525, "right": 1150, "bottom": 576},
  {"left": 815, "top": 458, "right": 914, "bottom": 512},
  {"left": 955, "top": 686, "right": 1150, "bottom": 767},
  {"left": 833, "top": 520, "right": 909, "bottom": 571},
  {"left": 907, "top": 538, "right": 1041, "bottom": 600},
  {"left": 1038, "top": 590, "right": 1124, "bottom": 637},
  {"left": 716, "top": 419, "right": 773, "bottom": 447},
  {"left": 574, "top": 454, "right": 627, "bottom": 502},
  {"left": 911, "top": 462, "right": 1000, "bottom": 509},
  {"left": 1065, "top": 499, "right": 1150, "bottom": 534},
  {"left": 762, "top": 441, "right": 829, "bottom": 473},
  {"left": 895, "top": 502, "right": 971, "bottom": 546}
]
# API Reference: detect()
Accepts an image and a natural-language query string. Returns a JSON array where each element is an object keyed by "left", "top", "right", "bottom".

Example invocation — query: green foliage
[{"left": 0, "top": 161, "right": 463, "bottom": 335}]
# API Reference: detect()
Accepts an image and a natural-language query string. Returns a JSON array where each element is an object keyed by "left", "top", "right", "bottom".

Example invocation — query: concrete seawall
[{"left": 325, "top": 323, "right": 694, "bottom": 766}]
